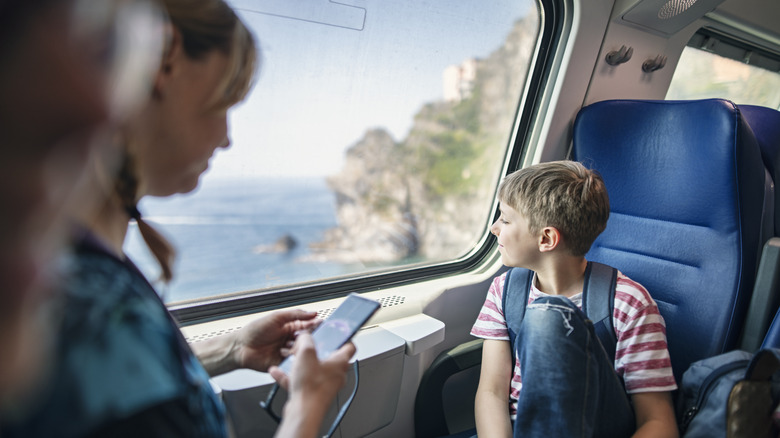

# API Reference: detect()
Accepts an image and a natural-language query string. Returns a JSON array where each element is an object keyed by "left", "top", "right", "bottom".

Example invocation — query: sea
[{"left": 124, "top": 177, "right": 357, "bottom": 303}]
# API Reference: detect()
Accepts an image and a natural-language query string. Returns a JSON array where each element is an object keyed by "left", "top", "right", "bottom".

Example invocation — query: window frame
[
  {"left": 687, "top": 27, "right": 780, "bottom": 74},
  {"left": 171, "top": 0, "right": 567, "bottom": 325}
]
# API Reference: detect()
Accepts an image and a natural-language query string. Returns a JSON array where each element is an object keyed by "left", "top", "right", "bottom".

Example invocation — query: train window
[
  {"left": 667, "top": 30, "right": 780, "bottom": 107},
  {"left": 124, "top": 0, "right": 542, "bottom": 305}
]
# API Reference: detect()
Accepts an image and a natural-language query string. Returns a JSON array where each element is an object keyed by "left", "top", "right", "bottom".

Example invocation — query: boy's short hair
[{"left": 498, "top": 160, "right": 609, "bottom": 256}]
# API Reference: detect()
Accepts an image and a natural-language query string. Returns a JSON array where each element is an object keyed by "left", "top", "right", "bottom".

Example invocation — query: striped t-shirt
[{"left": 471, "top": 270, "right": 677, "bottom": 419}]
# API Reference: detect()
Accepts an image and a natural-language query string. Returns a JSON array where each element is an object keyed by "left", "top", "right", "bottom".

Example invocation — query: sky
[{"left": 206, "top": 0, "right": 535, "bottom": 179}]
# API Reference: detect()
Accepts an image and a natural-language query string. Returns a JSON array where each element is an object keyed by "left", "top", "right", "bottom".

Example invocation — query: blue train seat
[
  {"left": 737, "top": 104, "right": 780, "bottom": 351},
  {"left": 761, "top": 301, "right": 780, "bottom": 349},
  {"left": 740, "top": 104, "right": 780, "bottom": 237},
  {"left": 572, "top": 98, "right": 766, "bottom": 382}
]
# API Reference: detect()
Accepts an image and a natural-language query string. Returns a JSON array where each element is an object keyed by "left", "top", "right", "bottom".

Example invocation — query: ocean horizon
[{"left": 124, "top": 176, "right": 358, "bottom": 303}]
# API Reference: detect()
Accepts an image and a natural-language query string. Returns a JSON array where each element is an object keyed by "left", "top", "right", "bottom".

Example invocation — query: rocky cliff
[{"left": 310, "top": 15, "right": 539, "bottom": 264}]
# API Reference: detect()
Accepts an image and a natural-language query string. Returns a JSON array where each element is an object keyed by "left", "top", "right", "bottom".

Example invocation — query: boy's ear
[
  {"left": 152, "top": 24, "right": 182, "bottom": 99},
  {"left": 538, "top": 226, "right": 561, "bottom": 253}
]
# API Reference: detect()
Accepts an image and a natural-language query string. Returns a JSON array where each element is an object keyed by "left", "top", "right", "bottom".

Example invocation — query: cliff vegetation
[{"left": 310, "top": 15, "right": 539, "bottom": 264}]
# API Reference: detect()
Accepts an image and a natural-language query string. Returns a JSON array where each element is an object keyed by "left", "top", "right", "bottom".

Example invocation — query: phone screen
[{"left": 278, "top": 293, "right": 380, "bottom": 374}]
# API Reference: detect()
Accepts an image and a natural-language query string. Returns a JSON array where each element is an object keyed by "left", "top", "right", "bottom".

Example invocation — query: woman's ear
[
  {"left": 152, "top": 24, "right": 182, "bottom": 99},
  {"left": 538, "top": 226, "right": 561, "bottom": 252}
]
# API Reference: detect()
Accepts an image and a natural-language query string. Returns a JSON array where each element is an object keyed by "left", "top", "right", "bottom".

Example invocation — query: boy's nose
[{"left": 490, "top": 221, "right": 500, "bottom": 236}]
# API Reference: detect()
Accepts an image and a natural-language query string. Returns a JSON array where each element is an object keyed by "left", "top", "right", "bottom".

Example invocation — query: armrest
[
  {"left": 740, "top": 237, "right": 780, "bottom": 352},
  {"left": 414, "top": 339, "right": 483, "bottom": 438}
]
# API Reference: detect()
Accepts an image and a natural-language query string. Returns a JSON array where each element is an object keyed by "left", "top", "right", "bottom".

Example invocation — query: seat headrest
[{"left": 739, "top": 104, "right": 780, "bottom": 180}]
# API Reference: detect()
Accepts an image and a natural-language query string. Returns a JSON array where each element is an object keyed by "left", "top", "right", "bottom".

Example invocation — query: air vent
[
  {"left": 316, "top": 295, "right": 406, "bottom": 319},
  {"left": 185, "top": 295, "right": 406, "bottom": 343},
  {"left": 186, "top": 326, "right": 241, "bottom": 343},
  {"left": 658, "top": 0, "right": 698, "bottom": 19},
  {"left": 621, "top": 0, "right": 725, "bottom": 35}
]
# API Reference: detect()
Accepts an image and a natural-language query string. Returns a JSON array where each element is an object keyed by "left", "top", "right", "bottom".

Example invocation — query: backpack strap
[
  {"left": 502, "top": 267, "right": 534, "bottom": 370},
  {"left": 502, "top": 262, "right": 619, "bottom": 369},
  {"left": 582, "top": 261, "right": 619, "bottom": 366}
]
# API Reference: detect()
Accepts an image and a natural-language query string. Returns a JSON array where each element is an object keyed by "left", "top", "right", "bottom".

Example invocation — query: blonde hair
[
  {"left": 122, "top": 0, "right": 258, "bottom": 283},
  {"left": 164, "top": 0, "right": 257, "bottom": 111},
  {"left": 498, "top": 160, "right": 609, "bottom": 256}
]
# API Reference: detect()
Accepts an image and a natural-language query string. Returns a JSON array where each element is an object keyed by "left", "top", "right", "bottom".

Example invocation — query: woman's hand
[
  {"left": 233, "top": 309, "right": 320, "bottom": 372},
  {"left": 269, "top": 333, "right": 356, "bottom": 438}
]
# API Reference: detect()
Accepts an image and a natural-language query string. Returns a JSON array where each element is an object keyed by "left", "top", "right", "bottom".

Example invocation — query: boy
[{"left": 471, "top": 161, "right": 678, "bottom": 437}]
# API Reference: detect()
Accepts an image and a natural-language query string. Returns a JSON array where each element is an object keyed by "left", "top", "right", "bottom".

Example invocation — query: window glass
[
  {"left": 125, "top": 0, "right": 541, "bottom": 303},
  {"left": 667, "top": 45, "right": 780, "bottom": 108}
]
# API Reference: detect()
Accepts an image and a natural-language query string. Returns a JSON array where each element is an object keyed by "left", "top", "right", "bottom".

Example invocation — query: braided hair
[{"left": 116, "top": 151, "right": 176, "bottom": 283}]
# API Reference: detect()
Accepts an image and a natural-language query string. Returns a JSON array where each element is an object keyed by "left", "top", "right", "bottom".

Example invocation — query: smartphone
[{"left": 278, "top": 293, "right": 381, "bottom": 374}]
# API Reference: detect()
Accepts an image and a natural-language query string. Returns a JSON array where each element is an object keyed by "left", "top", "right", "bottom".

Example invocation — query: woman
[{"left": 1, "top": 1, "right": 354, "bottom": 436}]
